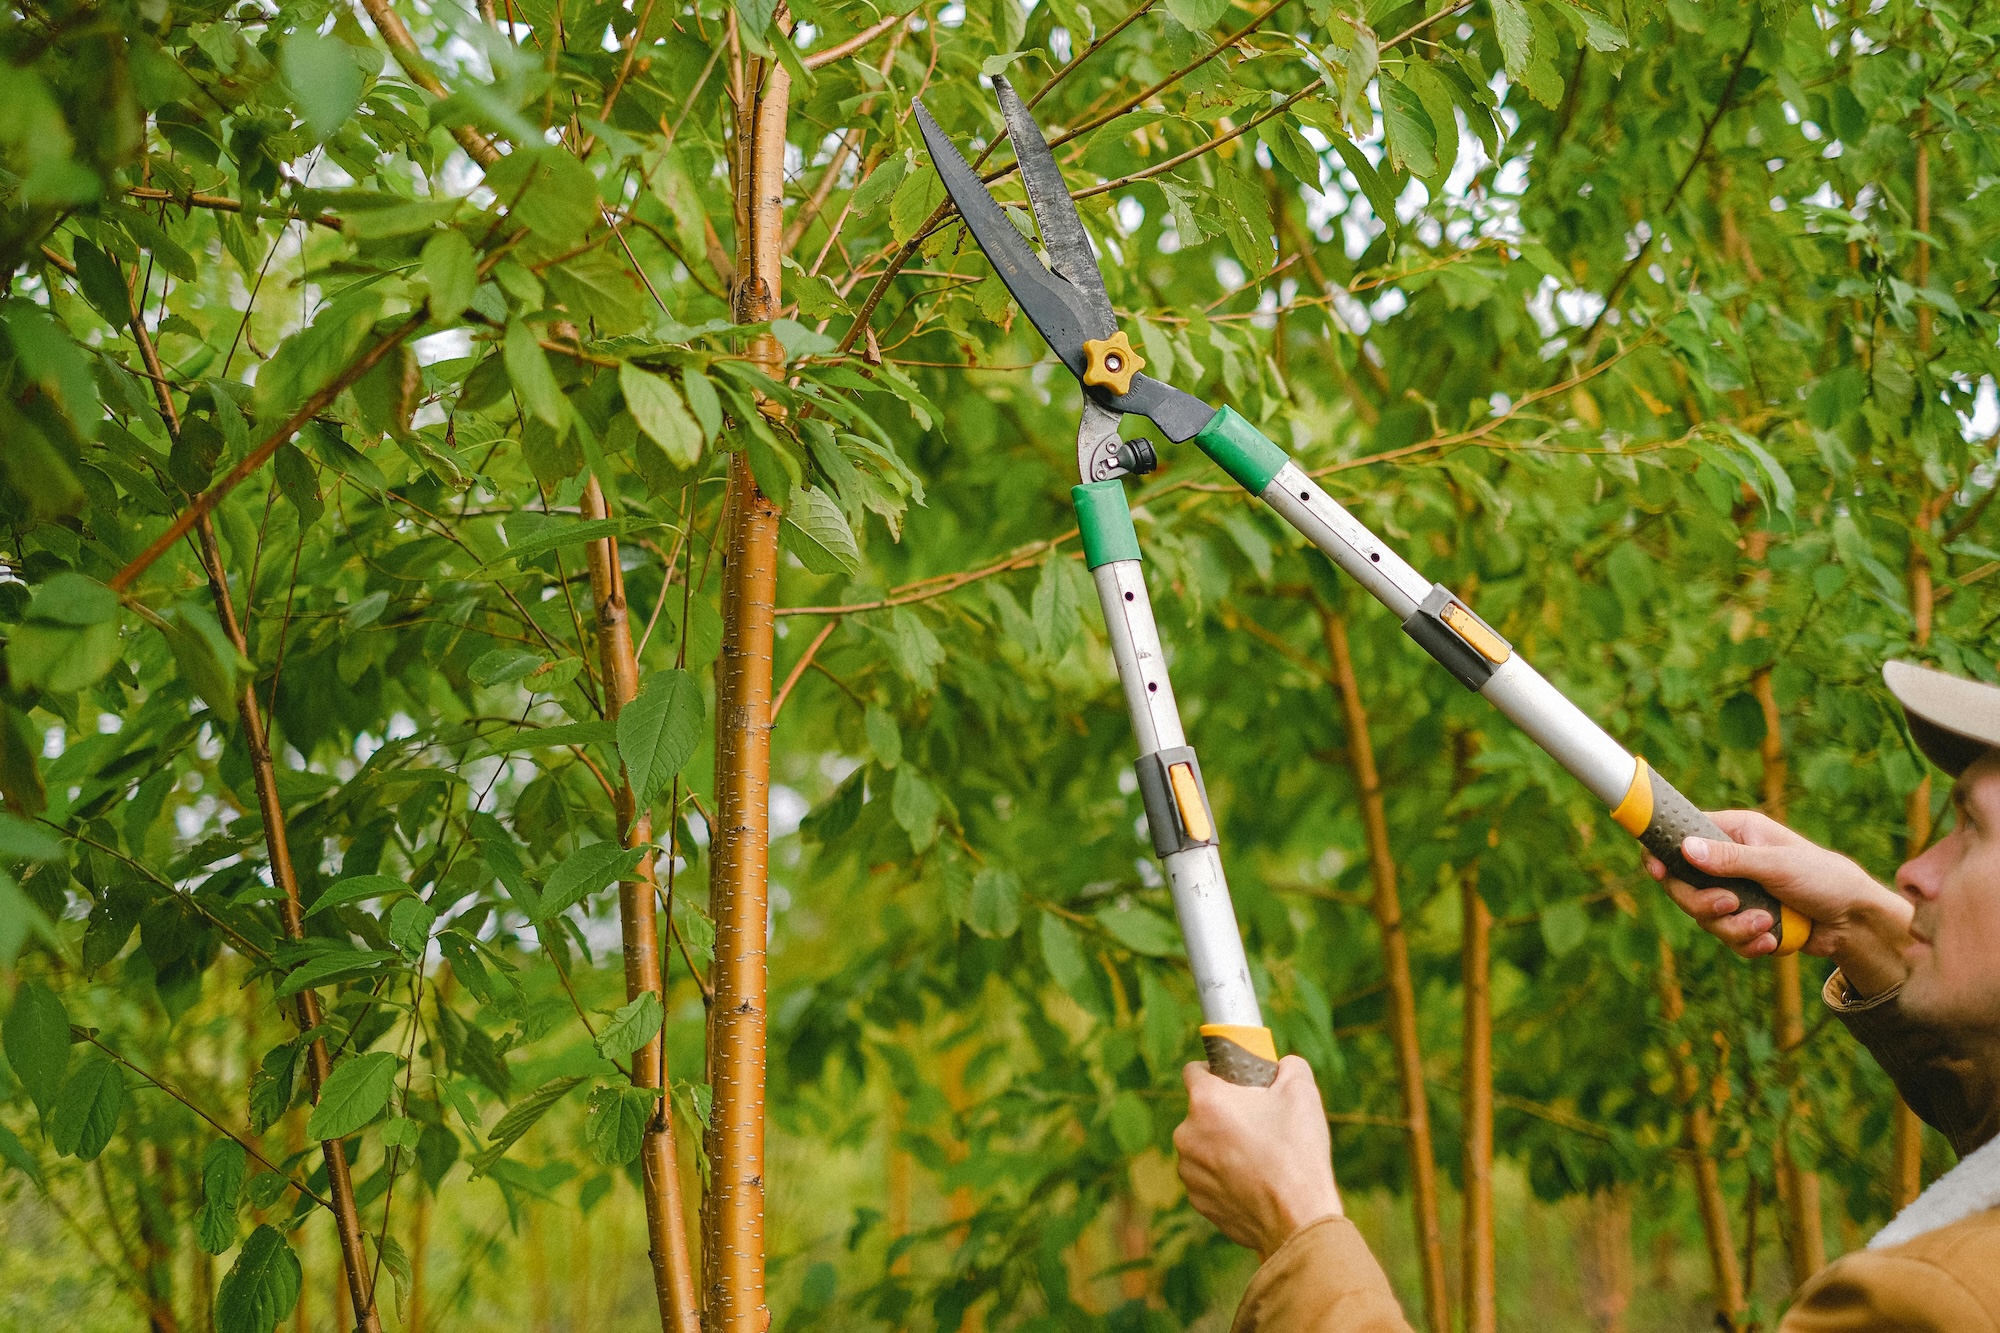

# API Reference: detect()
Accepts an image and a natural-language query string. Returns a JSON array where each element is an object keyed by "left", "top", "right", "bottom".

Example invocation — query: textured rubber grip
[
  {"left": 1639, "top": 770, "right": 1810, "bottom": 956},
  {"left": 1202, "top": 1031, "right": 1279, "bottom": 1087}
]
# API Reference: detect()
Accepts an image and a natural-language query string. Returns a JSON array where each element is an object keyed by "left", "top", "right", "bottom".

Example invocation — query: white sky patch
[{"left": 1962, "top": 374, "right": 2000, "bottom": 442}]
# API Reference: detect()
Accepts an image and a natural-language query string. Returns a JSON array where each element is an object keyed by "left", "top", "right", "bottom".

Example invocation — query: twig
[{"left": 770, "top": 618, "right": 839, "bottom": 721}]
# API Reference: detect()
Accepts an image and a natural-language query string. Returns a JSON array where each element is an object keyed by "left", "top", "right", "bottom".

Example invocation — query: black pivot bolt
[{"left": 1114, "top": 437, "right": 1158, "bottom": 475}]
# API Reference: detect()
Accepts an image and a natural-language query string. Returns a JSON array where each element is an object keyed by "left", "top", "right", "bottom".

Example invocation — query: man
[{"left": 1174, "top": 661, "right": 2000, "bottom": 1330}]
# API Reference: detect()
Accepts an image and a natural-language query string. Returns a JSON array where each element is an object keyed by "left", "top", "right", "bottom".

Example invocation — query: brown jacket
[{"left": 1229, "top": 972, "right": 2000, "bottom": 1332}]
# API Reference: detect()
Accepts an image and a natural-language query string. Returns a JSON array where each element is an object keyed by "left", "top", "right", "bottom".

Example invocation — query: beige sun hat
[{"left": 1884, "top": 661, "right": 2000, "bottom": 776}]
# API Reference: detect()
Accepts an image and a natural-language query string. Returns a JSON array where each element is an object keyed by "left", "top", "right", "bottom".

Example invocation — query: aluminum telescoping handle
[
  {"left": 1072, "top": 480, "right": 1279, "bottom": 1086},
  {"left": 1187, "top": 406, "right": 1810, "bottom": 956}
]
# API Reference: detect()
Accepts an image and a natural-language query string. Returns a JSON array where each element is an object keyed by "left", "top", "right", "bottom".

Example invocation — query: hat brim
[{"left": 1883, "top": 661, "right": 2000, "bottom": 777}]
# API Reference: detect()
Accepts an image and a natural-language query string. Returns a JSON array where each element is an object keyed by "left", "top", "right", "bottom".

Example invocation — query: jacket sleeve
[
  {"left": 1229, "top": 1215, "right": 1417, "bottom": 1333},
  {"left": 1824, "top": 971, "right": 1999, "bottom": 1157},
  {"left": 1781, "top": 1249, "right": 1999, "bottom": 1333}
]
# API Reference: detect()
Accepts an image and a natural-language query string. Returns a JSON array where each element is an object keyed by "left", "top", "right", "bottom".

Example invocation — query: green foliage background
[{"left": 0, "top": 0, "right": 1996, "bottom": 1327}]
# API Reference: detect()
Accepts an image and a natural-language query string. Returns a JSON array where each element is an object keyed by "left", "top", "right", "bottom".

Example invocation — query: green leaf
[
  {"left": 780, "top": 485, "right": 860, "bottom": 576},
  {"left": 305, "top": 874, "right": 407, "bottom": 917},
  {"left": 421, "top": 230, "right": 479, "bottom": 325},
  {"left": 620, "top": 363, "right": 703, "bottom": 468},
  {"left": 196, "top": 1138, "right": 248, "bottom": 1254},
  {"left": 539, "top": 841, "right": 645, "bottom": 920},
  {"left": 735, "top": 0, "right": 777, "bottom": 39},
  {"left": 1040, "top": 912, "right": 1090, "bottom": 999},
  {"left": 967, "top": 867, "right": 1021, "bottom": 938},
  {"left": 1381, "top": 72, "right": 1438, "bottom": 180},
  {"left": 583, "top": 1084, "right": 660, "bottom": 1165},
  {"left": 304, "top": 1051, "right": 399, "bottom": 1140},
  {"left": 71, "top": 240, "right": 132, "bottom": 329},
  {"left": 3, "top": 980, "right": 72, "bottom": 1113},
  {"left": 1096, "top": 902, "right": 1181, "bottom": 957},
  {"left": 485, "top": 147, "right": 600, "bottom": 248},
  {"left": 1325, "top": 134, "right": 1400, "bottom": 238},
  {"left": 889, "top": 168, "right": 947, "bottom": 244},
  {"left": 215, "top": 1225, "right": 302, "bottom": 1333},
  {"left": 1540, "top": 899, "right": 1590, "bottom": 958},
  {"left": 1491, "top": 0, "right": 1533, "bottom": 80},
  {"left": 51, "top": 1054, "right": 124, "bottom": 1160},
  {"left": 504, "top": 319, "right": 567, "bottom": 429},
  {"left": 273, "top": 949, "right": 401, "bottom": 998},
  {"left": 386, "top": 898, "right": 437, "bottom": 956},
  {"left": 0, "top": 1121, "right": 42, "bottom": 1186},
  {"left": 0, "top": 812, "right": 62, "bottom": 861},
  {"left": 891, "top": 766, "right": 941, "bottom": 854},
  {"left": 282, "top": 34, "right": 363, "bottom": 143},
  {"left": 7, "top": 620, "right": 119, "bottom": 693},
  {"left": 1032, "top": 551, "right": 1081, "bottom": 662},
  {"left": 467, "top": 1075, "right": 584, "bottom": 1176},
  {"left": 1398, "top": 61, "right": 1460, "bottom": 184},
  {"left": 594, "top": 991, "right": 664, "bottom": 1062},
  {"left": 680, "top": 368, "right": 723, "bottom": 442},
  {"left": 1164, "top": 0, "right": 1228, "bottom": 29},
  {"left": 850, "top": 156, "right": 908, "bottom": 215},
  {"left": 1109, "top": 1090, "right": 1152, "bottom": 1154},
  {"left": 864, "top": 707, "right": 901, "bottom": 769},
  {"left": 468, "top": 649, "right": 546, "bottom": 687},
  {"left": 496, "top": 515, "right": 635, "bottom": 568},
  {"left": 617, "top": 669, "right": 705, "bottom": 807},
  {"left": 546, "top": 254, "right": 645, "bottom": 336}
]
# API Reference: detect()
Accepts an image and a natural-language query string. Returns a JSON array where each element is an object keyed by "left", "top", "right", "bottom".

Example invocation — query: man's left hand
[{"left": 1174, "top": 1055, "right": 1343, "bottom": 1258}]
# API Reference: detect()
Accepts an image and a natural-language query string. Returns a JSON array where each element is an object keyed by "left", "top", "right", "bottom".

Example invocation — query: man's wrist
[{"left": 1830, "top": 885, "right": 1913, "bottom": 1000}]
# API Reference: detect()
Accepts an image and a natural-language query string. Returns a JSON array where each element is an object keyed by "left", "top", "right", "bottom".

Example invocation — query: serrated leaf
[
  {"left": 1032, "top": 551, "right": 1081, "bottom": 662},
  {"left": 282, "top": 34, "right": 363, "bottom": 143},
  {"left": 386, "top": 898, "right": 437, "bottom": 956},
  {"left": 1491, "top": 0, "right": 1533, "bottom": 79},
  {"left": 890, "top": 168, "right": 947, "bottom": 244},
  {"left": 468, "top": 649, "right": 546, "bottom": 687},
  {"left": 1095, "top": 902, "right": 1181, "bottom": 957},
  {"left": 504, "top": 319, "right": 566, "bottom": 429},
  {"left": 467, "top": 1075, "right": 583, "bottom": 1176},
  {"left": 968, "top": 867, "right": 1021, "bottom": 938},
  {"left": 538, "top": 841, "right": 645, "bottom": 920},
  {"left": 584, "top": 1083, "right": 660, "bottom": 1165},
  {"left": 620, "top": 363, "right": 703, "bottom": 468},
  {"left": 305, "top": 874, "right": 407, "bottom": 917},
  {"left": 274, "top": 949, "right": 400, "bottom": 998},
  {"left": 196, "top": 1138, "right": 248, "bottom": 1254},
  {"left": 486, "top": 148, "right": 599, "bottom": 249},
  {"left": 680, "top": 368, "right": 723, "bottom": 442},
  {"left": 51, "top": 1054, "right": 124, "bottom": 1160},
  {"left": 215, "top": 1225, "right": 302, "bottom": 1333},
  {"left": 1164, "top": 0, "right": 1228, "bottom": 29},
  {"left": 305, "top": 1051, "right": 398, "bottom": 1140},
  {"left": 1381, "top": 72, "right": 1438, "bottom": 180},
  {"left": 3, "top": 980, "right": 71, "bottom": 1113},
  {"left": 891, "top": 766, "right": 940, "bottom": 854},
  {"left": 850, "top": 156, "right": 908, "bottom": 215},
  {"left": 594, "top": 991, "right": 664, "bottom": 1062},
  {"left": 617, "top": 669, "right": 704, "bottom": 807},
  {"left": 421, "top": 230, "right": 478, "bottom": 325},
  {"left": 780, "top": 485, "right": 860, "bottom": 576}
]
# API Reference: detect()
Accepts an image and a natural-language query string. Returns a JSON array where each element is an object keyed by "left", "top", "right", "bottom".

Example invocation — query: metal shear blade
[{"left": 912, "top": 82, "right": 1214, "bottom": 454}]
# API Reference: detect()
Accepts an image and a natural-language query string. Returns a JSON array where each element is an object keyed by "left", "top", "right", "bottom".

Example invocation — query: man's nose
[{"left": 1896, "top": 834, "right": 1953, "bottom": 901}]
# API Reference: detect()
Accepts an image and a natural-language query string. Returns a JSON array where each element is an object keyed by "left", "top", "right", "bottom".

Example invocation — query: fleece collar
[{"left": 1871, "top": 1132, "right": 2000, "bottom": 1249}]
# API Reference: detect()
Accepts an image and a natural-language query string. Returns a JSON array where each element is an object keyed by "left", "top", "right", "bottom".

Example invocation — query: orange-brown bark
[
  {"left": 1320, "top": 607, "right": 1449, "bottom": 1333},
  {"left": 1659, "top": 939, "right": 1747, "bottom": 1325},
  {"left": 581, "top": 478, "right": 703, "bottom": 1333},
  {"left": 1460, "top": 869, "right": 1495, "bottom": 1333}
]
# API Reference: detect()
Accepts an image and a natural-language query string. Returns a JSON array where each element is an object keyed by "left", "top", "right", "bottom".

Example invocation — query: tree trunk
[
  {"left": 703, "top": 22, "right": 789, "bottom": 1331},
  {"left": 581, "top": 478, "right": 704, "bottom": 1333},
  {"left": 1320, "top": 607, "right": 1450, "bottom": 1333},
  {"left": 1460, "top": 869, "right": 1495, "bottom": 1333},
  {"left": 1577, "top": 1186, "right": 1634, "bottom": 1333},
  {"left": 1753, "top": 666, "right": 1825, "bottom": 1283},
  {"left": 139, "top": 1142, "right": 178, "bottom": 1333},
  {"left": 193, "top": 517, "right": 382, "bottom": 1333},
  {"left": 1893, "top": 519, "right": 1939, "bottom": 1209},
  {"left": 1658, "top": 938, "right": 1746, "bottom": 1327}
]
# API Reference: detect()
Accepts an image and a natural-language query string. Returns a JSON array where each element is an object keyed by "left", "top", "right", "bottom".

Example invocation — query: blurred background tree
[{"left": 0, "top": 0, "right": 1996, "bottom": 1329}]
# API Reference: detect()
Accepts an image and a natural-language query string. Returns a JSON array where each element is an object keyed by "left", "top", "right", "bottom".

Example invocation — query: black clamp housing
[
  {"left": 1134, "top": 745, "right": 1217, "bottom": 858},
  {"left": 1400, "top": 584, "right": 1511, "bottom": 691}
]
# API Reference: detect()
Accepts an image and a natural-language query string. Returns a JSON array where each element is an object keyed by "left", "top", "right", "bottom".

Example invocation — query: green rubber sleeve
[
  {"left": 1193, "top": 406, "right": 1290, "bottom": 495},
  {"left": 1072, "top": 481, "right": 1141, "bottom": 570}
]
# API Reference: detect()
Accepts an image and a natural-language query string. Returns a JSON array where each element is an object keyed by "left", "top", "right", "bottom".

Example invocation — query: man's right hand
[{"left": 1645, "top": 809, "right": 1914, "bottom": 998}]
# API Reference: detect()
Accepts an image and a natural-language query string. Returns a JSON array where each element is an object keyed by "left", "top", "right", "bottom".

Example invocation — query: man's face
[{"left": 1898, "top": 749, "right": 2000, "bottom": 1029}]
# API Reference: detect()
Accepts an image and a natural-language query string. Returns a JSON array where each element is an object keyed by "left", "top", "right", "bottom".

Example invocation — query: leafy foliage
[{"left": 0, "top": 0, "right": 1996, "bottom": 1326}]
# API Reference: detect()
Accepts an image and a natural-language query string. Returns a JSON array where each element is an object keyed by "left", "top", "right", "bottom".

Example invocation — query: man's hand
[
  {"left": 1174, "top": 1055, "right": 1342, "bottom": 1258},
  {"left": 1646, "top": 809, "right": 1912, "bottom": 996}
]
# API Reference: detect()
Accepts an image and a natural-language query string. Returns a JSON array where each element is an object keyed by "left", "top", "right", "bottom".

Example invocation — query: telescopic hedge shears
[{"left": 913, "top": 80, "right": 1808, "bottom": 1087}]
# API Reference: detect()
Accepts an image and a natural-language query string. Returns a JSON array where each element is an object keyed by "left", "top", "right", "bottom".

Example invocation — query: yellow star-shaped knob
[{"left": 1081, "top": 330, "right": 1145, "bottom": 396}]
